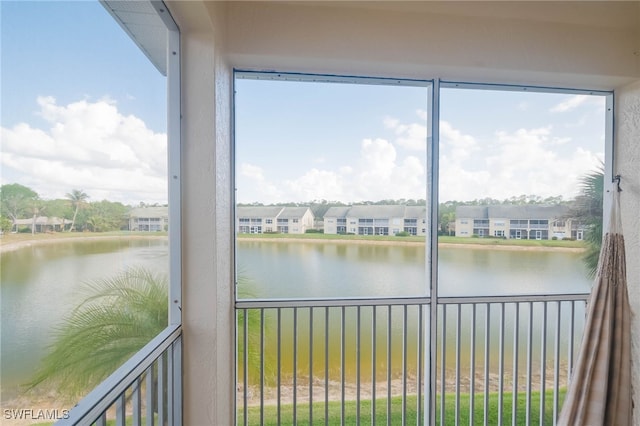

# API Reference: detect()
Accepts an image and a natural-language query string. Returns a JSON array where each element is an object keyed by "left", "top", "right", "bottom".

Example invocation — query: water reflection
[{"left": 0, "top": 239, "right": 168, "bottom": 400}]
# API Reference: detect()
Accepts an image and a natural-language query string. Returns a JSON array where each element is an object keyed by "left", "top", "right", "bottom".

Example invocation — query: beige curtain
[{"left": 558, "top": 190, "right": 632, "bottom": 425}]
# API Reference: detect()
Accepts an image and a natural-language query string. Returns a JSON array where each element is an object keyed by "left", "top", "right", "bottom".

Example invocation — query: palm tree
[
  {"left": 66, "top": 189, "right": 89, "bottom": 232},
  {"left": 28, "top": 267, "right": 168, "bottom": 396},
  {"left": 569, "top": 168, "right": 604, "bottom": 277},
  {"left": 29, "top": 268, "right": 263, "bottom": 397}
]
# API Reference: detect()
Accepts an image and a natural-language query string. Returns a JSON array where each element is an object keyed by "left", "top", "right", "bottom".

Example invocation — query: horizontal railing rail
[
  {"left": 235, "top": 293, "right": 589, "bottom": 426},
  {"left": 236, "top": 293, "right": 589, "bottom": 309},
  {"left": 56, "top": 324, "right": 182, "bottom": 426}
]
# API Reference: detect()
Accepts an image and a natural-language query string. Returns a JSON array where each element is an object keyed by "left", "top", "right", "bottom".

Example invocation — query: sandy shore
[
  {"left": 238, "top": 237, "right": 585, "bottom": 253},
  {"left": 0, "top": 234, "right": 167, "bottom": 254}
]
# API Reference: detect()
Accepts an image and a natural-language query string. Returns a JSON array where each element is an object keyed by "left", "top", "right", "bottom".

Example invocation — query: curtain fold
[{"left": 558, "top": 189, "right": 632, "bottom": 425}]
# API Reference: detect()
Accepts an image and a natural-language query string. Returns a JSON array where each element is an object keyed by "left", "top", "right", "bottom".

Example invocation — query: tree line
[
  {"left": 239, "top": 194, "right": 571, "bottom": 234},
  {"left": 0, "top": 183, "right": 141, "bottom": 233}
]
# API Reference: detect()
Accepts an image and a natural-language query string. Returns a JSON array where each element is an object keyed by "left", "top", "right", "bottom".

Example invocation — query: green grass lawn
[
  {"left": 31, "top": 390, "right": 564, "bottom": 425},
  {"left": 240, "top": 389, "right": 566, "bottom": 425}
]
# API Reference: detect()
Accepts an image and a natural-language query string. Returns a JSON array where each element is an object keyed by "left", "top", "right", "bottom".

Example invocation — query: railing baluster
[
  {"left": 483, "top": 304, "right": 491, "bottom": 426},
  {"left": 387, "top": 305, "right": 392, "bottom": 426},
  {"left": 242, "top": 309, "right": 248, "bottom": 426},
  {"left": 498, "top": 302, "right": 505, "bottom": 425},
  {"left": 277, "top": 308, "right": 282, "bottom": 425},
  {"left": 417, "top": 304, "right": 423, "bottom": 426},
  {"left": 293, "top": 307, "right": 298, "bottom": 426},
  {"left": 167, "top": 341, "right": 174, "bottom": 426},
  {"left": 171, "top": 336, "right": 182, "bottom": 426},
  {"left": 440, "top": 304, "right": 446, "bottom": 426},
  {"left": 96, "top": 413, "right": 107, "bottom": 426},
  {"left": 309, "top": 307, "right": 314, "bottom": 425},
  {"left": 470, "top": 303, "right": 476, "bottom": 426},
  {"left": 341, "top": 306, "right": 345, "bottom": 426},
  {"left": 115, "top": 393, "right": 126, "bottom": 426},
  {"left": 512, "top": 302, "right": 520, "bottom": 426},
  {"left": 553, "top": 301, "right": 562, "bottom": 425},
  {"left": 356, "top": 305, "right": 361, "bottom": 425},
  {"left": 325, "top": 306, "right": 330, "bottom": 426},
  {"left": 455, "top": 303, "right": 461, "bottom": 426},
  {"left": 146, "top": 366, "right": 154, "bottom": 426},
  {"left": 372, "top": 305, "right": 377, "bottom": 425},
  {"left": 568, "top": 301, "right": 576, "bottom": 380},
  {"left": 526, "top": 302, "right": 533, "bottom": 426},
  {"left": 157, "top": 353, "right": 165, "bottom": 426},
  {"left": 56, "top": 326, "right": 182, "bottom": 426},
  {"left": 402, "top": 304, "right": 408, "bottom": 426},
  {"left": 540, "top": 302, "right": 548, "bottom": 426},
  {"left": 260, "top": 308, "right": 265, "bottom": 425},
  {"left": 132, "top": 377, "right": 141, "bottom": 426}
]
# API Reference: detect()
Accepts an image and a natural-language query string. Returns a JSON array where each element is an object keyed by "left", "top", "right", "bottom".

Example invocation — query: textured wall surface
[
  {"left": 168, "top": 1, "right": 234, "bottom": 424},
  {"left": 616, "top": 79, "right": 640, "bottom": 425}
]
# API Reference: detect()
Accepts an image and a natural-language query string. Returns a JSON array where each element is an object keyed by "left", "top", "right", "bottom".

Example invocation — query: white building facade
[
  {"left": 324, "top": 205, "right": 427, "bottom": 236},
  {"left": 455, "top": 205, "right": 586, "bottom": 240},
  {"left": 236, "top": 206, "right": 314, "bottom": 234}
]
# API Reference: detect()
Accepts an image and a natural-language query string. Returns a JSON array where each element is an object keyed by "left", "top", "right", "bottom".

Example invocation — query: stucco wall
[
  {"left": 167, "top": 1, "right": 234, "bottom": 424},
  {"left": 616, "top": 79, "right": 640, "bottom": 425},
  {"left": 226, "top": 1, "right": 639, "bottom": 90}
]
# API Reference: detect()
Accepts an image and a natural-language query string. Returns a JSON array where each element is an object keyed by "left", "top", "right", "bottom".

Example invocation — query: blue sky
[
  {"left": 236, "top": 79, "right": 605, "bottom": 204},
  {"left": 2, "top": 1, "right": 606, "bottom": 206},
  {"left": 1, "top": 1, "right": 167, "bottom": 205}
]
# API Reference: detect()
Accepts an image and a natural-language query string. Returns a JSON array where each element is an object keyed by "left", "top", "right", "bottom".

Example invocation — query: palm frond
[
  {"left": 568, "top": 167, "right": 604, "bottom": 277},
  {"left": 27, "top": 268, "right": 168, "bottom": 397}
]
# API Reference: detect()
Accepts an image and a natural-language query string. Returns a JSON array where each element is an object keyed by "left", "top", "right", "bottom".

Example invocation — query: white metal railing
[
  {"left": 235, "top": 294, "right": 588, "bottom": 425},
  {"left": 56, "top": 324, "right": 182, "bottom": 426}
]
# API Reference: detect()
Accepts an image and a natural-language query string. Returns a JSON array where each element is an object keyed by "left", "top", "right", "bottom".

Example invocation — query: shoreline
[
  {"left": 237, "top": 237, "right": 585, "bottom": 253},
  {"left": 1, "top": 233, "right": 585, "bottom": 254},
  {"left": 0, "top": 234, "right": 168, "bottom": 254}
]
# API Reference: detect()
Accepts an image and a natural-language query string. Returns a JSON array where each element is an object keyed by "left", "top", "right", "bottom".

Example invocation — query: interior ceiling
[{"left": 292, "top": 1, "right": 640, "bottom": 30}]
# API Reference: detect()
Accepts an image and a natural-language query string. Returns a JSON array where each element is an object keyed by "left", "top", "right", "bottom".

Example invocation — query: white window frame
[{"left": 232, "top": 72, "right": 614, "bottom": 426}]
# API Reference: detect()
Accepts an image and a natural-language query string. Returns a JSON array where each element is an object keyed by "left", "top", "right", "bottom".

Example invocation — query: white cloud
[
  {"left": 236, "top": 117, "right": 602, "bottom": 204},
  {"left": 1, "top": 97, "right": 167, "bottom": 204},
  {"left": 550, "top": 95, "right": 589, "bottom": 113},
  {"left": 439, "top": 121, "right": 478, "bottom": 163},
  {"left": 437, "top": 122, "right": 603, "bottom": 202},
  {"left": 239, "top": 163, "right": 282, "bottom": 200},
  {"left": 384, "top": 111, "right": 427, "bottom": 151},
  {"left": 237, "top": 137, "right": 426, "bottom": 203}
]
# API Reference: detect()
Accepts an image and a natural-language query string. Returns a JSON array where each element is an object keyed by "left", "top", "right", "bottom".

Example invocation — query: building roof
[
  {"left": 236, "top": 206, "right": 283, "bottom": 218},
  {"left": 456, "top": 204, "right": 570, "bottom": 220},
  {"left": 487, "top": 205, "right": 569, "bottom": 220},
  {"left": 323, "top": 206, "right": 351, "bottom": 218},
  {"left": 456, "top": 206, "right": 488, "bottom": 218},
  {"left": 129, "top": 207, "right": 168, "bottom": 218},
  {"left": 278, "top": 207, "right": 314, "bottom": 219},
  {"left": 346, "top": 205, "right": 407, "bottom": 219},
  {"left": 404, "top": 206, "right": 427, "bottom": 218}
]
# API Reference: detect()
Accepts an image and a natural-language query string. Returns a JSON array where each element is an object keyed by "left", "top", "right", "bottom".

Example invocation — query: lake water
[
  {"left": 238, "top": 241, "right": 590, "bottom": 298},
  {"left": 0, "top": 239, "right": 169, "bottom": 401},
  {"left": 1, "top": 238, "right": 590, "bottom": 400},
  {"left": 236, "top": 241, "right": 591, "bottom": 385}
]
